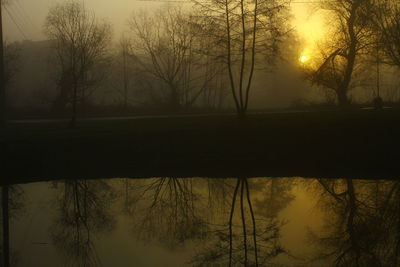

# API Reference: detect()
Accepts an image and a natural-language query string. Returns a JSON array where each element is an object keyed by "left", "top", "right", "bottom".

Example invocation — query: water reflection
[
  {"left": 1, "top": 185, "right": 24, "bottom": 267},
  {"left": 50, "top": 180, "right": 116, "bottom": 266},
  {"left": 2, "top": 177, "right": 400, "bottom": 266},
  {"left": 190, "top": 178, "right": 287, "bottom": 266},
  {"left": 123, "top": 178, "right": 207, "bottom": 247},
  {"left": 309, "top": 179, "right": 400, "bottom": 266}
]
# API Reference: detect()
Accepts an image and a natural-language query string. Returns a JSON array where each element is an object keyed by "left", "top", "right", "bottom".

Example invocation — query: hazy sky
[{"left": 4, "top": 0, "right": 326, "bottom": 57}]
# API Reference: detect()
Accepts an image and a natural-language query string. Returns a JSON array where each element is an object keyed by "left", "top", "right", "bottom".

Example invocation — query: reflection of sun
[{"left": 300, "top": 55, "right": 308, "bottom": 63}]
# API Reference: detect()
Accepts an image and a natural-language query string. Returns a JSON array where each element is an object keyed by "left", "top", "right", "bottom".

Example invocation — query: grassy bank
[{"left": 1, "top": 110, "right": 400, "bottom": 184}]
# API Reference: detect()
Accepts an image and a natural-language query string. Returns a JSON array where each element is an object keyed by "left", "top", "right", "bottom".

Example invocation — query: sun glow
[{"left": 300, "top": 55, "right": 309, "bottom": 63}]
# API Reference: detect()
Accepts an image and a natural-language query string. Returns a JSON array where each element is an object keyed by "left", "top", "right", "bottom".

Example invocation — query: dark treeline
[{"left": 2, "top": 0, "right": 400, "bottom": 124}]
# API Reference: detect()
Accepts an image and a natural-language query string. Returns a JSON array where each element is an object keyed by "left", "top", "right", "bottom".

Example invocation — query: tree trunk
[
  {"left": 71, "top": 83, "right": 78, "bottom": 127},
  {"left": 170, "top": 85, "right": 181, "bottom": 111},
  {"left": 336, "top": 0, "right": 360, "bottom": 108},
  {"left": 337, "top": 88, "right": 350, "bottom": 107}
]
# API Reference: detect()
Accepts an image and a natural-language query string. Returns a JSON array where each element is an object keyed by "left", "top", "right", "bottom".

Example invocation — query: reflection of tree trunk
[
  {"left": 229, "top": 179, "right": 241, "bottom": 267},
  {"left": 346, "top": 179, "right": 360, "bottom": 267},
  {"left": 240, "top": 179, "right": 248, "bottom": 266},
  {"left": 2, "top": 185, "right": 9, "bottom": 267},
  {"left": 245, "top": 179, "right": 258, "bottom": 266},
  {"left": 229, "top": 178, "right": 259, "bottom": 266}
]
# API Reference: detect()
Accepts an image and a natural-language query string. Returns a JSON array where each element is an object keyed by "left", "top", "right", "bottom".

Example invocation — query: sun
[{"left": 300, "top": 55, "right": 309, "bottom": 63}]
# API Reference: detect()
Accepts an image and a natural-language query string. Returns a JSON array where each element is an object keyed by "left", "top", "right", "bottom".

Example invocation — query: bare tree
[
  {"left": 4, "top": 42, "right": 19, "bottom": 89},
  {"left": 306, "top": 0, "right": 373, "bottom": 107},
  {"left": 128, "top": 7, "right": 219, "bottom": 111},
  {"left": 44, "top": 0, "right": 111, "bottom": 126},
  {"left": 194, "top": 0, "right": 287, "bottom": 116},
  {"left": 371, "top": 0, "right": 400, "bottom": 67}
]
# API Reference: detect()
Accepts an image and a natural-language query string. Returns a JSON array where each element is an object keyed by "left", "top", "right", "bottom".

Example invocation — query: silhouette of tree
[
  {"left": 4, "top": 42, "right": 20, "bottom": 89},
  {"left": 194, "top": 0, "right": 288, "bottom": 116},
  {"left": 0, "top": 41, "right": 20, "bottom": 127},
  {"left": 127, "top": 7, "right": 219, "bottom": 111},
  {"left": 305, "top": 0, "right": 373, "bottom": 107},
  {"left": 44, "top": 0, "right": 111, "bottom": 126},
  {"left": 371, "top": 0, "right": 400, "bottom": 68},
  {"left": 50, "top": 180, "right": 116, "bottom": 267}
]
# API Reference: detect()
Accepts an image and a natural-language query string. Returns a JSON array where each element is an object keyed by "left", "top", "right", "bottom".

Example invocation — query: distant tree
[
  {"left": 4, "top": 42, "right": 20, "bottom": 89},
  {"left": 0, "top": 41, "right": 20, "bottom": 125},
  {"left": 305, "top": 0, "right": 373, "bottom": 107},
  {"left": 128, "top": 7, "right": 220, "bottom": 111},
  {"left": 44, "top": 0, "right": 111, "bottom": 126},
  {"left": 371, "top": 0, "right": 400, "bottom": 67},
  {"left": 194, "top": 0, "right": 287, "bottom": 116}
]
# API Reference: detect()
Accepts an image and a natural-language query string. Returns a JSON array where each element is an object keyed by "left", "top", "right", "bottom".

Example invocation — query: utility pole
[
  {"left": 120, "top": 37, "right": 129, "bottom": 111},
  {"left": 376, "top": 46, "right": 380, "bottom": 98},
  {"left": 0, "top": 0, "right": 5, "bottom": 128},
  {"left": 0, "top": 2, "right": 8, "bottom": 266},
  {"left": 123, "top": 43, "right": 128, "bottom": 110}
]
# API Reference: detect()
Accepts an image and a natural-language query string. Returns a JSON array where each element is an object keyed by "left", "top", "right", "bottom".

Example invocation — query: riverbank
[{"left": 2, "top": 110, "right": 400, "bottom": 184}]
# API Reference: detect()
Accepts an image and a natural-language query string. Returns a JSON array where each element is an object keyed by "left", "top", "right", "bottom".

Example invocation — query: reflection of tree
[
  {"left": 310, "top": 179, "right": 400, "bottom": 266},
  {"left": 128, "top": 178, "right": 207, "bottom": 247},
  {"left": 253, "top": 178, "right": 295, "bottom": 218},
  {"left": 1, "top": 186, "right": 10, "bottom": 267},
  {"left": 191, "top": 178, "right": 287, "bottom": 266},
  {"left": 1, "top": 185, "right": 24, "bottom": 267},
  {"left": 51, "top": 180, "right": 116, "bottom": 267}
]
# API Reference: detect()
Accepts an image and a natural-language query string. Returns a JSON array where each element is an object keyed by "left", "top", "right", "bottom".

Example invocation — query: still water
[{"left": 2, "top": 177, "right": 399, "bottom": 266}]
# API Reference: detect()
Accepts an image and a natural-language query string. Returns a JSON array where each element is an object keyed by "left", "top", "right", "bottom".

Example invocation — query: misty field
[{"left": 2, "top": 109, "right": 400, "bottom": 184}]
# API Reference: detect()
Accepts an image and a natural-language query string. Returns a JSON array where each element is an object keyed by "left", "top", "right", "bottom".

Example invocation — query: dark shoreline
[{"left": 2, "top": 110, "right": 400, "bottom": 185}]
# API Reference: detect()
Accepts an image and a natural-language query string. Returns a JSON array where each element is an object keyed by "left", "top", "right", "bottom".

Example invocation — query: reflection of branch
[{"left": 131, "top": 178, "right": 206, "bottom": 247}]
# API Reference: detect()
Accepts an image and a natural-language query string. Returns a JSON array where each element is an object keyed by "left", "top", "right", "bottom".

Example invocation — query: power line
[
  {"left": 15, "top": 0, "right": 35, "bottom": 26},
  {"left": 11, "top": 1, "right": 33, "bottom": 28},
  {"left": 4, "top": 6, "right": 28, "bottom": 39},
  {"left": 8, "top": 5, "right": 30, "bottom": 31}
]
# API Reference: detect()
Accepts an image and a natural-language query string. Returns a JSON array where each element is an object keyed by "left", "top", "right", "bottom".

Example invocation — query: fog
[{"left": 3, "top": 0, "right": 400, "bottom": 118}]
